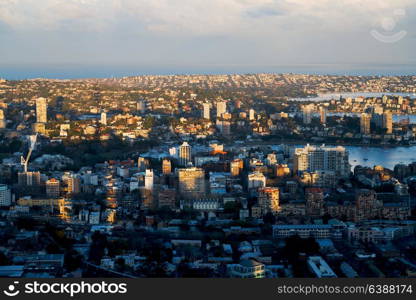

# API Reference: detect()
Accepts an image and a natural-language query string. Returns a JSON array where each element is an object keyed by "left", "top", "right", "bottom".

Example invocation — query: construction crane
[{"left": 20, "top": 134, "right": 38, "bottom": 173}]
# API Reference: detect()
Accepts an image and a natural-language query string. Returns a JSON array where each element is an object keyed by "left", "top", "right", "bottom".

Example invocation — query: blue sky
[{"left": 0, "top": 0, "right": 415, "bottom": 78}]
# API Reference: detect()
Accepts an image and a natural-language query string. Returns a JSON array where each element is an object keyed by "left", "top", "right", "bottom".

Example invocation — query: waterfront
[
  {"left": 290, "top": 92, "right": 416, "bottom": 102},
  {"left": 269, "top": 144, "right": 416, "bottom": 170},
  {"left": 347, "top": 146, "right": 416, "bottom": 170}
]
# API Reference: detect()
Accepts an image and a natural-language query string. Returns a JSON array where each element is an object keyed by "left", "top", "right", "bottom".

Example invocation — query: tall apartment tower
[
  {"left": 249, "top": 109, "right": 255, "bottom": 121},
  {"left": 46, "top": 178, "right": 60, "bottom": 198},
  {"left": 0, "top": 109, "right": 6, "bottom": 129},
  {"left": 202, "top": 103, "right": 210, "bottom": 120},
  {"left": 360, "top": 113, "right": 371, "bottom": 134},
  {"left": 216, "top": 101, "right": 227, "bottom": 118},
  {"left": 302, "top": 104, "right": 314, "bottom": 124},
  {"left": 383, "top": 111, "right": 393, "bottom": 134},
  {"left": 100, "top": 111, "right": 107, "bottom": 125},
  {"left": 0, "top": 184, "right": 11, "bottom": 207},
  {"left": 258, "top": 187, "right": 280, "bottom": 215},
  {"left": 145, "top": 169, "right": 154, "bottom": 191},
  {"left": 294, "top": 144, "right": 350, "bottom": 177},
  {"left": 179, "top": 142, "right": 192, "bottom": 166},
  {"left": 36, "top": 97, "right": 47, "bottom": 123},
  {"left": 162, "top": 159, "right": 172, "bottom": 175},
  {"left": 319, "top": 107, "right": 327, "bottom": 124}
]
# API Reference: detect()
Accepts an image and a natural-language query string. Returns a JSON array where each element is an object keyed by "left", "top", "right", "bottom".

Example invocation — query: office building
[
  {"left": 46, "top": 178, "right": 60, "bottom": 198},
  {"left": 178, "top": 167, "right": 205, "bottom": 199},
  {"left": 0, "top": 184, "right": 11, "bottom": 206}
]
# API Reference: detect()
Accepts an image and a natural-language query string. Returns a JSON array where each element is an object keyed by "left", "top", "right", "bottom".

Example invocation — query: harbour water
[
  {"left": 290, "top": 92, "right": 416, "bottom": 102},
  {"left": 347, "top": 146, "right": 416, "bottom": 170}
]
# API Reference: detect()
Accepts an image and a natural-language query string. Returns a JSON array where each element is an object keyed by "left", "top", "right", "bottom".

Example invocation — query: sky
[{"left": 0, "top": 0, "right": 415, "bottom": 79}]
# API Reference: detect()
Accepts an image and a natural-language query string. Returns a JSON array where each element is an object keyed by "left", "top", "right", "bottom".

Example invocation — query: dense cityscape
[{"left": 0, "top": 74, "right": 416, "bottom": 278}]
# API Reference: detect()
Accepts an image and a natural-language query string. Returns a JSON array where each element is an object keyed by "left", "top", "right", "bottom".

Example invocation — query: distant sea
[{"left": 0, "top": 63, "right": 415, "bottom": 80}]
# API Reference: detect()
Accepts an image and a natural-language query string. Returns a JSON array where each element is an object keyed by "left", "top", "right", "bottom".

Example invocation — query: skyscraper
[
  {"left": 162, "top": 159, "right": 172, "bottom": 175},
  {"left": 179, "top": 142, "right": 192, "bottom": 166},
  {"left": 36, "top": 97, "right": 47, "bottom": 123},
  {"left": 216, "top": 101, "right": 227, "bottom": 118},
  {"left": 360, "top": 113, "right": 371, "bottom": 134},
  {"left": 202, "top": 103, "right": 210, "bottom": 120}
]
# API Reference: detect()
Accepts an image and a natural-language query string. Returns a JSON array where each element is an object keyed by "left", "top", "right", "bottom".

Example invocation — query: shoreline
[{"left": 240, "top": 139, "right": 415, "bottom": 149}]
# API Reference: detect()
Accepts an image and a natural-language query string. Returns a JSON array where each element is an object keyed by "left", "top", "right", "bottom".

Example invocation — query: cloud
[
  {"left": 0, "top": 0, "right": 413, "bottom": 34},
  {"left": 0, "top": 0, "right": 415, "bottom": 69}
]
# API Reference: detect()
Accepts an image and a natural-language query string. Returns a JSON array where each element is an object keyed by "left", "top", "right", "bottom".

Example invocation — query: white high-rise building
[
  {"left": 216, "top": 101, "right": 227, "bottom": 118},
  {"left": 145, "top": 169, "right": 154, "bottom": 190},
  {"left": 294, "top": 144, "right": 350, "bottom": 177},
  {"left": 100, "top": 111, "right": 107, "bottom": 125},
  {"left": 249, "top": 109, "right": 255, "bottom": 121},
  {"left": 203, "top": 103, "right": 210, "bottom": 120},
  {"left": 36, "top": 97, "right": 47, "bottom": 123}
]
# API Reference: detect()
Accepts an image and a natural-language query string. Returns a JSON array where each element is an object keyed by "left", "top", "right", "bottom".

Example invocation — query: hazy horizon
[{"left": 1, "top": 62, "right": 416, "bottom": 80}]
